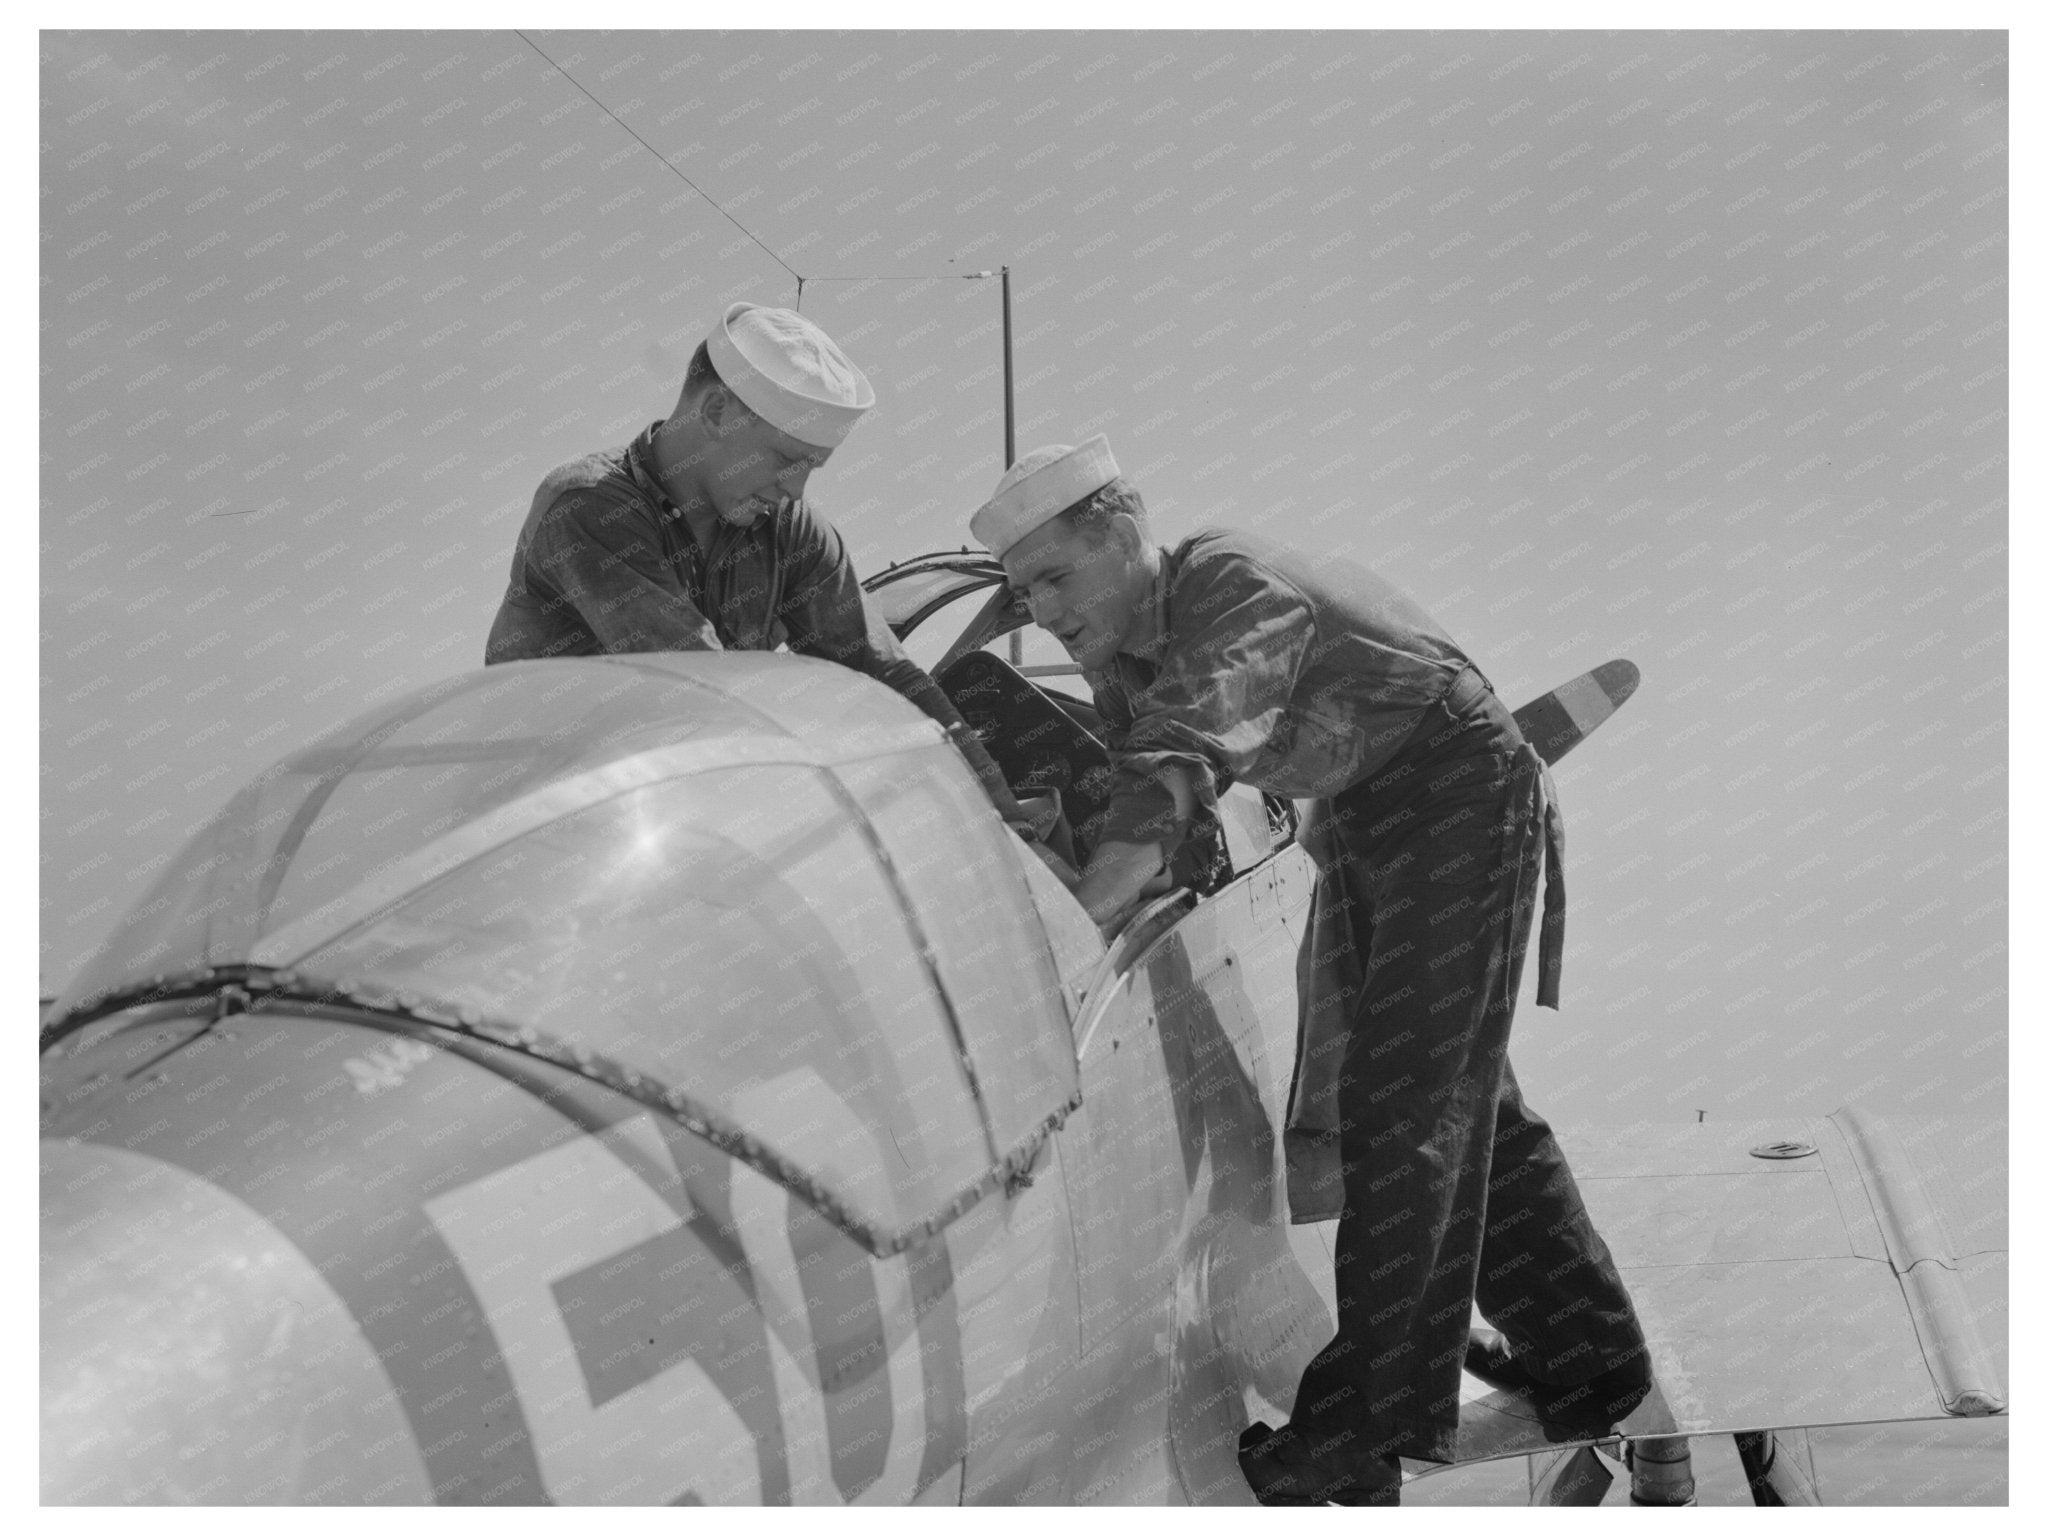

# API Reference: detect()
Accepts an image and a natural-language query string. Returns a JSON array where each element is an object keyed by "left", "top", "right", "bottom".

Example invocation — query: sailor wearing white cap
[
  {"left": 974, "top": 437, "right": 1651, "bottom": 1505},
  {"left": 702, "top": 300, "right": 874, "bottom": 451},
  {"left": 487, "top": 302, "right": 1033, "bottom": 835}
]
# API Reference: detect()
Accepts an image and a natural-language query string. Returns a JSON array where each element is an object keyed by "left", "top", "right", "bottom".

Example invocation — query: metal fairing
[
  {"left": 43, "top": 643, "right": 2005, "bottom": 1504},
  {"left": 49, "top": 654, "right": 1084, "bottom": 1261},
  {"left": 1049, "top": 848, "right": 1341, "bottom": 1504},
  {"left": 37, "top": 639, "right": 1340, "bottom": 1506},
  {"left": 43, "top": 1004, "right": 984, "bottom": 1504}
]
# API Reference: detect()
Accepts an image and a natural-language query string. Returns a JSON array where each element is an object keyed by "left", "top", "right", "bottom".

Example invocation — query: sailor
[
  {"left": 971, "top": 437, "right": 1653, "bottom": 1504},
  {"left": 486, "top": 301, "right": 1036, "bottom": 839}
]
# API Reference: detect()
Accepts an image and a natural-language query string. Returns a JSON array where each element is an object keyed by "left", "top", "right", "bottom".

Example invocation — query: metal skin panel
[
  {"left": 41, "top": 641, "right": 2004, "bottom": 1503},
  {"left": 1007, "top": 830, "right": 1107, "bottom": 1012},
  {"left": 1064, "top": 963, "right": 1185, "bottom": 1364},
  {"left": 1562, "top": 1111, "right": 2009, "bottom": 1426},
  {"left": 40, "top": 1007, "right": 979, "bottom": 1505},
  {"left": 949, "top": 1165, "right": 1083, "bottom": 1504},
  {"left": 1053, "top": 962, "right": 1185, "bottom": 1500},
  {"left": 1046, "top": 850, "right": 1341, "bottom": 1506},
  {"left": 1409, "top": 1105, "right": 2010, "bottom": 1486},
  {"left": 1806, "top": 1418, "right": 2009, "bottom": 1506},
  {"left": 1953, "top": 1252, "right": 2009, "bottom": 1380},
  {"left": 44, "top": 1012, "right": 558, "bottom": 1503},
  {"left": 1574, "top": 1169, "right": 1858, "bottom": 1267},
  {"left": 1824, "top": 1108, "right": 2007, "bottom": 1416},
  {"left": 41, "top": 1139, "right": 433, "bottom": 1505},
  {"left": 1621, "top": 1257, "right": 1940, "bottom": 1430},
  {"left": 1155, "top": 863, "right": 1341, "bottom": 1505},
  {"left": 54, "top": 651, "right": 1085, "bottom": 1262},
  {"left": 1557, "top": 1118, "right": 1866, "bottom": 1178},
  {"left": 48, "top": 926, "right": 2003, "bottom": 1509}
]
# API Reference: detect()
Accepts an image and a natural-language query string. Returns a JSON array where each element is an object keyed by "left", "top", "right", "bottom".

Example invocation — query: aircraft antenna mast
[
  {"left": 1002, "top": 265, "right": 1016, "bottom": 470},
  {"left": 1003, "top": 266, "right": 1023, "bottom": 665}
]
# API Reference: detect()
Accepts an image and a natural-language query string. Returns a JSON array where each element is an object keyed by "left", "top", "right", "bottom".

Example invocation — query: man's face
[
  {"left": 698, "top": 392, "right": 832, "bottom": 527},
  {"left": 1001, "top": 514, "right": 1147, "bottom": 670}
]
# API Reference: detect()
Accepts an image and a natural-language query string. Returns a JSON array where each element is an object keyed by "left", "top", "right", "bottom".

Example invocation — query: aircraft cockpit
[{"left": 864, "top": 552, "right": 1299, "bottom": 891}]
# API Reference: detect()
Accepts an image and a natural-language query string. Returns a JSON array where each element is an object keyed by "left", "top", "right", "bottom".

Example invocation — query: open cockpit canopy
[
  {"left": 863, "top": 551, "right": 1007, "bottom": 636},
  {"left": 52, "top": 654, "right": 1080, "bottom": 1254}
]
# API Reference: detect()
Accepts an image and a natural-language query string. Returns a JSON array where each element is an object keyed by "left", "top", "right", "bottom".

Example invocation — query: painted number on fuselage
[
  {"left": 423, "top": 1113, "right": 965, "bottom": 1505},
  {"left": 423, "top": 1115, "right": 775, "bottom": 1503}
]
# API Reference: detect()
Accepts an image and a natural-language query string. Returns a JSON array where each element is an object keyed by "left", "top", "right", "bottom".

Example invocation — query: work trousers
[{"left": 1284, "top": 671, "right": 1646, "bottom": 1465}]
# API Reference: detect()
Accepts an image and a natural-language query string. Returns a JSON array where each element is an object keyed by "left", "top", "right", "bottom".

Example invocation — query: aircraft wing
[{"left": 1535, "top": 1108, "right": 2007, "bottom": 1437}]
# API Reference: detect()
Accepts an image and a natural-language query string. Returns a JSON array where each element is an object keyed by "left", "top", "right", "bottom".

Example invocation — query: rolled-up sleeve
[
  {"left": 525, "top": 489, "right": 722, "bottom": 653},
  {"left": 777, "top": 506, "right": 1027, "bottom": 822},
  {"left": 1096, "top": 554, "right": 1317, "bottom": 854},
  {"left": 774, "top": 505, "right": 904, "bottom": 677}
]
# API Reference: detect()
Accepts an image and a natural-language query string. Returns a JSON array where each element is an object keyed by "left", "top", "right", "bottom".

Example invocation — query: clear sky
[{"left": 40, "top": 26, "right": 2007, "bottom": 1129}]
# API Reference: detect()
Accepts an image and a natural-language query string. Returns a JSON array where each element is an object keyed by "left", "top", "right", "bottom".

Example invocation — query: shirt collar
[
  {"left": 625, "top": 421, "right": 679, "bottom": 518},
  {"left": 1120, "top": 543, "right": 1176, "bottom": 665}
]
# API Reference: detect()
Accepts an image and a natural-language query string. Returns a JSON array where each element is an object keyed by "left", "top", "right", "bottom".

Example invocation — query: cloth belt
[
  {"left": 1532, "top": 749, "right": 1566, "bottom": 1010},
  {"left": 1434, "top": 664, "right": 1565, "bottom": 1008}
]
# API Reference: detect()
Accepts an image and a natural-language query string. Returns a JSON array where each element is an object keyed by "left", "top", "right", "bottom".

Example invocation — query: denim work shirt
[
  {"left": 490, "top": 423, "right": 906, "bottom": 669},
  {"left": 1087, "top": 528, "right": 1476, "bottom": 851},
  {"left": 484, "top": 423, "right": 1025, "bottom": 818}
]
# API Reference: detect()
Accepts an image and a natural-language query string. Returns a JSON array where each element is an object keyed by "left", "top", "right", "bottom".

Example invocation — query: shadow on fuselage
[{"left": 1143, "top": 938, "right": 1333, "bottom": 1502}]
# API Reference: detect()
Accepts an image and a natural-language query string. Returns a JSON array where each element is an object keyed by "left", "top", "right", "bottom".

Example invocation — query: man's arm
[
  {"left": 1072, "top": 836, "right": 1170, "bottom": 929},
  {"left": 525, "top": 489, "right": 723, "bottom": 652},
  {"left": 1082, "top": 550, "right": 1317, "bottom": 932},
  {"left": 775, "top": 506, "right": 1042, "bottom": 836}
]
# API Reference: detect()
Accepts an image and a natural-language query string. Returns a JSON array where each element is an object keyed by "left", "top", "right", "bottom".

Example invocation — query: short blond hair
[{"left": 1054, "top": 476, "right": 1149, "bottom": 544}]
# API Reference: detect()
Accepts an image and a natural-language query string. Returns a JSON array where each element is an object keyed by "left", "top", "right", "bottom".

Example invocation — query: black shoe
[
  {"left": 1465, "top": 1329, "right": 1654, "bottom": 1430},
  {"left": 1237, "top": 1421, "right": 1402, "bottom": 1506}
]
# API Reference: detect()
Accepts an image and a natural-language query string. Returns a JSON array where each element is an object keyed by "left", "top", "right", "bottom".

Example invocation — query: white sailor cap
[
  {"left": 704, "top": 301, "right": 875, "bottom": 448},
  {"left": 969, "top": 435, "right": 1121, "bottom": 559}
]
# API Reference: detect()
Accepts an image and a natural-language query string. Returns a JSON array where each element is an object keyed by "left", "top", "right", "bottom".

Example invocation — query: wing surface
[{"left": 1505, "top": 1109, "right": 2007, "bottom": 1443}]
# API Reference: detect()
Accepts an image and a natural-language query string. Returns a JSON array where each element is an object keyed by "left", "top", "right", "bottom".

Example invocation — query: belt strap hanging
[{"left": 1534, "top": 757, "right": 1566, "bottom": 1009}]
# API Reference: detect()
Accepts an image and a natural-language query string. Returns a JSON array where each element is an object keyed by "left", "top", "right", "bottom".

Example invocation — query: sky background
[{"left": 40, "top": 27, "right": 2007, "bottom": 1131}]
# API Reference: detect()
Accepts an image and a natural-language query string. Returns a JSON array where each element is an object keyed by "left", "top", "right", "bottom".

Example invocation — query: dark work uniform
[
  {"left": 485, "top": 422, "right": 1023, "bottom": 817},
  {"left": 1088, "top": 528, "right": 1645, "bottom": 1465}
]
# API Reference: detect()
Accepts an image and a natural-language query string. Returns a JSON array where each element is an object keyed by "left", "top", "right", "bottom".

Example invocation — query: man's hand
[
  {"left": 1025, "top": 838, "right": 1080, "bottom": 889},
  {"left": 1073, "top": 839, "right": 1169, "bottom": 937}
]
